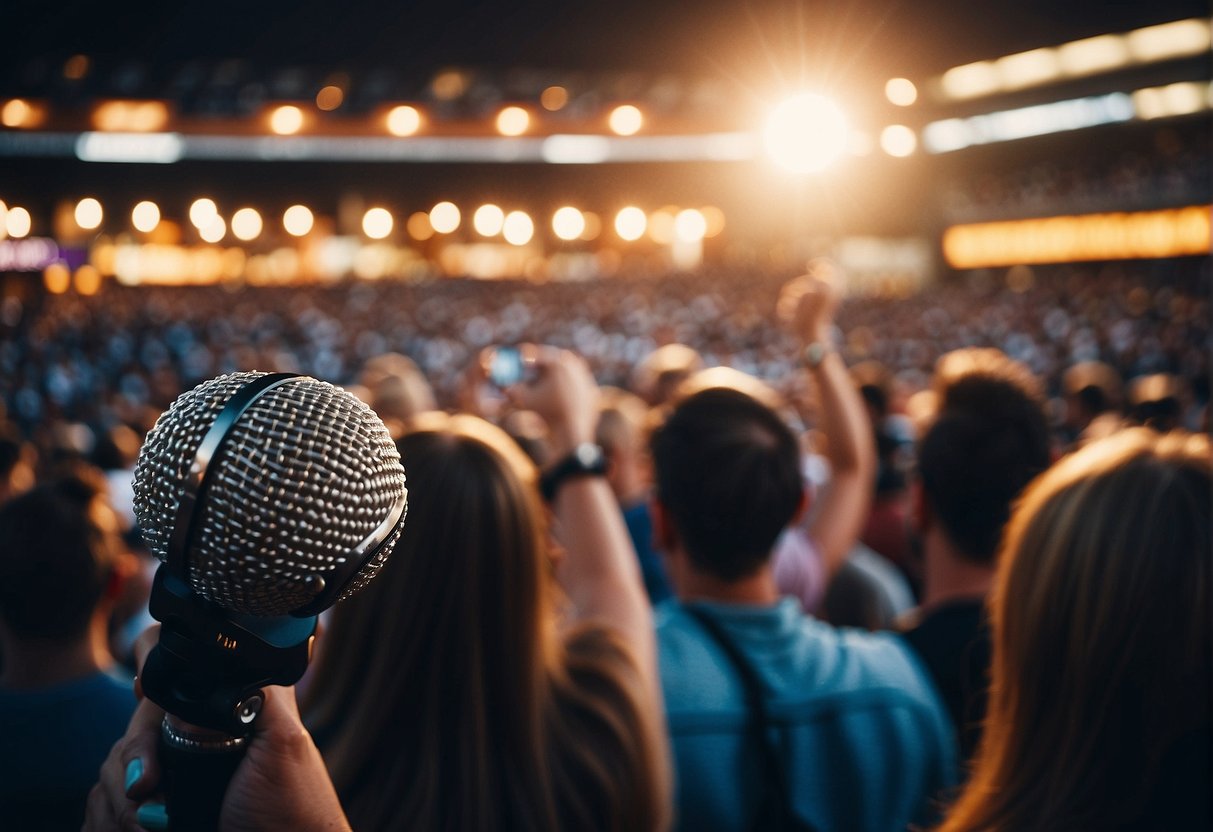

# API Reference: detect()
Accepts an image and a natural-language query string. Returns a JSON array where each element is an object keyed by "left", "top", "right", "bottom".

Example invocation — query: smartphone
[{"left": 487, "top": 346, "right": 526, "bottom": 388}]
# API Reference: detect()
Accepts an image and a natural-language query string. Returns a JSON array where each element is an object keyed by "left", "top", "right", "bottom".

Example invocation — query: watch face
[{"left": 575, "top": 442, "right": 603, "bottom": 467}]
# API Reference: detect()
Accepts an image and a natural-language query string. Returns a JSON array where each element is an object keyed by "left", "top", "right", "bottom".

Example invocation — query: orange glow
[
  {"left": 406, "top": 211, "right": 434, "bottom": 241},
  {"left": 541, "top": 86, "right": 569, "bottom": 111},
  {"left": 315, "top": 86, "right": 344, "bottom": 111},
  {"left": 943, "top": 206, "right": 1212, "bottom": 268},
  {"left": 93, "top": 100, "right": 169, "bottom": 132},
  {"left": 75, "top": 265, "right": 102, "bottom": 296},
  {"left": 45, "top": 263, "right": 71, "bottom": 294},
  {"left": 1, "top": 98, "right": 46, "bottom": 129},
  {"left": 63, "top": 55, "right": 90, "bottom": 80}
]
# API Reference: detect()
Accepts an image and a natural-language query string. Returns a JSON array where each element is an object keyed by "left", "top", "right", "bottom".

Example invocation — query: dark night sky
[{"left": 2, "top": 0, "right": 1206, "bottom": 84}]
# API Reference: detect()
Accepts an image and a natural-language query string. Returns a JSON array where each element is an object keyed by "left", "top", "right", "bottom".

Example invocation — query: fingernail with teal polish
[
  {"left": 124, "top": 758, "right": 143, "bottom": 792},
  {"left": 136, "top": 802, "right": 168, "bottom": 831}
]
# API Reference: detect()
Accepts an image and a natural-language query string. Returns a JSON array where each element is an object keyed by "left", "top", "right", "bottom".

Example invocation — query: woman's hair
[
  {"left": 303, "top": 412, "right": 664, "bottom": 831},
  {"left": 941, "top": 428, "right": 1212, "bottom": 832}
]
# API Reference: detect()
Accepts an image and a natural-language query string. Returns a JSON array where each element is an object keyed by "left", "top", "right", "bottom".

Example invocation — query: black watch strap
[{"left": 540, "top": 442, "right": 607, "bottom": 502}]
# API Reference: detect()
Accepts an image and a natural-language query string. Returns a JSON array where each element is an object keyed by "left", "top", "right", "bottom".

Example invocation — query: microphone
[{"left": 132, "top": 372, "right": 407, "bottom": 831}]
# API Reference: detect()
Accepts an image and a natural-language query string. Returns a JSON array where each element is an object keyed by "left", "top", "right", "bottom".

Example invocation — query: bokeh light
[
  {"left": 674, "top": 209, "right": 707, "bottom": 242},
  {"left": 386, "top": 105, "right": 422, "bottom": 137},
  {"left": 763, "top": 93, "right": 850, "bottom": 173},
  {"left": 362, "top": 207, "right": 394, "bottom": 239},
  {"left": 503, "top": 211, "right": 534, "bottom": 245},
  {"left": 315, "top": 86, "right": 344, "bottom": 111},
  {"left": 614, "top": 206, "right": 647, "bottom": 241},
  {"left": 701, "top": 206, "right": 726, "bottom": 238},
  {"left": 189, "top": 198, "right": 218, "bottom": 229},
  {"left": 132, "top": 201, "right": 160, "bottom": 233},
  {"left": 885, "top": 78, "right": 918, "bottom": 106},
  {"left": 880, "top": 125, "right": 918, "bottom": 157},
  {"left": 430, "top": 201, "right": 461, "bottom": 234},
  {"left": 283, "top": 205, "right": 314, "bottom": 237},
  {"left": 269, "top": 105, "right": 304, "bottom": 135},
  {"left": 473, "top": 204, "right": 505, "bottom": 237},
  {"left": 74, "top": 197, "right": 103, "bottom": 230},
  {"left": 552, "top": 206, "right": 586, "bottom": 241},
  {"left": 199, "top": 215, "right": 226, "bottom": 243},
  {"left": 44, "top": 263, "right": 70, "bottom": 294},
  {"left": 541, "top": 86, "right": 569, "bottom": 111},
  {"left": 231, "top": 207, "right": 264, "bottom": 241},
  {"left": 407, "top": 211, "right": 434, "bottom": 241},
  {"left": 74, "top": 265, "right": 102, "bottom": 296},
  {"left": 6, "top": 206, "right": 32, "bottom": 238},
  {"left": 496, "top": 106, "right": 530, "bottom": 136},
  {"left": 1, "top": 99, "right": 42, "bottom": 129},
  {"left": 609, "top": 105, "right": 643, "bottom": 136}
]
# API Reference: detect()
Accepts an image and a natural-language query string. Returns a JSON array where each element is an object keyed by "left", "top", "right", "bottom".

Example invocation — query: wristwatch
[
  {"left": 540, "top": 442, "right": 608, "bottom": 502},
  {"left": 801, "top": 341, "right": 836, "bottom": 369}
]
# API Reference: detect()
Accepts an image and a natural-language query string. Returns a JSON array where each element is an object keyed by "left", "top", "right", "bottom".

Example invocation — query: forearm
[{"left": 809, "top": 350, "right": 874, "bottom": 479}]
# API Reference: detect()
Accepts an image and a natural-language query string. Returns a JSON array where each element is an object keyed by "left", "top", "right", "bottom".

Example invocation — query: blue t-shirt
[
  {"left": 658, "top": 598, "right": 956, "bottom": 832},
  {"left": 0, "top": 671, "right": 136, "bottom": 830}
]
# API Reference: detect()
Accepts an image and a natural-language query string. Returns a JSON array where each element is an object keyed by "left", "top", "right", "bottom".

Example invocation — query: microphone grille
[{"left": 134, "top": 372, "right": 407, "bottom": 616}]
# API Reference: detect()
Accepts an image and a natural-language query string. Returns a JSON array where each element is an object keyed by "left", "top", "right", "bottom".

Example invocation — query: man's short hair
[
  {"left": 919, "top": 349, "right": 1051, "bottom": 564},
  {"left": 650, "top": 387, "right": 803, "bottom": 581},
  {"left": 0, "top": 475, "right": 121, "bottom": 641}
]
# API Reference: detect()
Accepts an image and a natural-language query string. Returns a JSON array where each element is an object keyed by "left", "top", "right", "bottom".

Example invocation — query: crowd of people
[
  {"left": 940, "top": 127, "right": 1210, "bottom": 220},
  {"left": 0, "top": 256, "right": 1209, "bottom": 831}
]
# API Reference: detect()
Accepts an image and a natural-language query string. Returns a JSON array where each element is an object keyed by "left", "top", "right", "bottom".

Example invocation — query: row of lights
[
  {"left": 0, "top": 96, "right": 648, "bottom": 138},
  {"left": 0, "top": 198, "right": 725, "bottom": 245}
]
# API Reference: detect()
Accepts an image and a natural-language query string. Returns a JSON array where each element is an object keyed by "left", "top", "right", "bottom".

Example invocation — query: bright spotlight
[
  {"left": 386, "top": 105, "right": 422, "bottom": 137},
  {"left": 614, "top": 206, "right": 647, "bottom": 241},
  {"left": 609, "top": 105, "right": 643, "bottom": 136},
  {"left": 132, "top": 201, "right": 160, "bottom": 233},
  {"left": 674, "top": 209, "right": 707, "bottom": 242},
  {"left": 885, "top": 78, "right": 918, "bottom": 106},
  {"left": 283, "top": 205, "right": 314, "bottom": 237},
  {"left": 430, "top": 201, "right": 461, "bottom": 234},
  {"left": 189, "top": 198, "right": 218, "bottom": 229},
  {"left": 362, "top": 207, "right": 394, "bottom": 239},
  {"left": 552, "top": 206, "right": 586, "bottom": 241},
  {"left": 763, "top": 93, "right": 850, "bottom": 173},
  {"left": 269, "top": 105, "right": 305, "bottom": 135},
  {"left": 231, "top": 207, "right": 263, "bottom": 241},
  {"left": 496, "top": 106, "right": 530, "bottom": 136},
  {"left": 880, "top": 124, "right": 918, "bottom": 157},
  {"left": 74, "top": 197, "right": 103, "bottom": 230},
  {"left": 503, "top": 211, "right": 534, "bottom": 245},
  {"left": 473, "top": 204, "right": 504, "bottom": 237}
]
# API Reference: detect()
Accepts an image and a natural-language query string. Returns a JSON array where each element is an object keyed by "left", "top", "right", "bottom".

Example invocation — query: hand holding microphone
[{"left": 94, "top": 371, "right": 406, "bottom": 831}]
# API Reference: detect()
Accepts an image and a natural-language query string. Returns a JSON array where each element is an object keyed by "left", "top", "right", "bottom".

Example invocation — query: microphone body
[{"left": 133, "top": 372, "right": 407, "bottom": 830}]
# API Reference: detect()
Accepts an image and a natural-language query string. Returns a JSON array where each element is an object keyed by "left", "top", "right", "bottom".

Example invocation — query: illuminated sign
[{"left": 943, "top": 206, "right": 1211, "bottom": 268}]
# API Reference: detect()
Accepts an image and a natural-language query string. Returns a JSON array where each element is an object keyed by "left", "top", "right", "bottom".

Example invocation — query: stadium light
[{"left": 762, "top": 93, "right": 850, "bottom": 174}]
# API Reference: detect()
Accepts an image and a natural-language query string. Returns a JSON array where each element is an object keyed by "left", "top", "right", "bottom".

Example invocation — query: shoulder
[{"left": 658, "top": 600, "right": 946, "bottom": 718}]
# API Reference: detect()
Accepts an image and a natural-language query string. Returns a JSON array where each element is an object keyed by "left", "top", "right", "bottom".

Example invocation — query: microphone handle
[{"left": 159, "top": 716, "right": 249, "bottom": 832}]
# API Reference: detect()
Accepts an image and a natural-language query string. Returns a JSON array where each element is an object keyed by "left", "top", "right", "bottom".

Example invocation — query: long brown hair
[
  {"left": 303, "top": 413, "right": 665, "bottom": 831},
  {"left": 940, "top": 428, "right": 1212, "bottom": 832}
]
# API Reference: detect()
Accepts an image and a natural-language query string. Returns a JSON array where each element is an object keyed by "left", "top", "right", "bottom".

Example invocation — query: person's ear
[{"left": 650, "top": 496, "right": 678, "bottom": 553}]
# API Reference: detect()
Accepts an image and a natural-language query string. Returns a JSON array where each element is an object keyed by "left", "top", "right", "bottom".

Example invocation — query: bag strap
[{"left": 684, "top": 605, "right": 816, "bottom": 832}]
